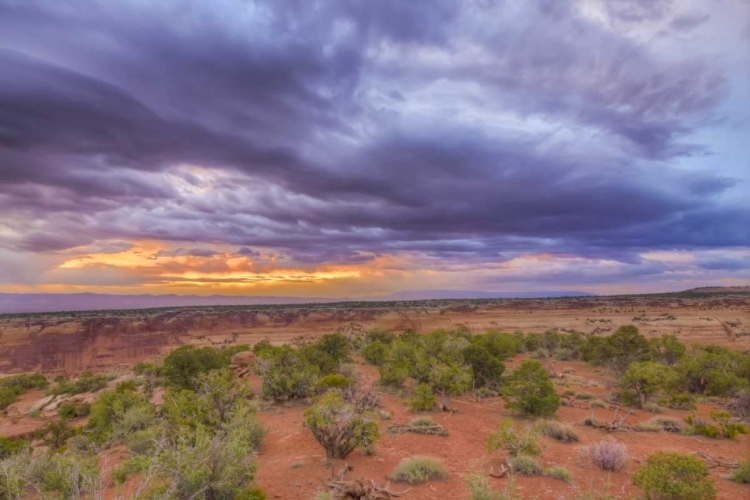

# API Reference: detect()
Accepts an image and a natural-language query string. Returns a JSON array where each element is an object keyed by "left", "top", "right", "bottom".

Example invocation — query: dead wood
[
  {"left": 692, "top": 451, "right": 739, "bottom": 470},
  {"left": 386, "top": 423, "right": 448, "bottom": 437}
]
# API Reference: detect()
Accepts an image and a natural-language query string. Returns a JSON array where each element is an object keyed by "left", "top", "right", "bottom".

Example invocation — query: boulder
[
  {"left": 29, "top": 394, "right": 57, "bottom": 414},
  {"left": 230, "top": 351, "right": 256, "bottom": 366}
]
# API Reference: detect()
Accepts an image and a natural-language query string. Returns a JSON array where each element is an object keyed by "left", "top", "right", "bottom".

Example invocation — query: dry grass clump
[
  {"left": 636, "top": 416, "right": 683, "bottom": 433},
  {"left": 389, "top": 456, "right": 449, "bottom": 484},
  {"left": 643, "top": 402, "right": 663, "bottom": 413},
  {"left": 544, "top": 466, "right": 572, "bottom": 483},
  {"left": 585, "top": 438, "right": 629, "bottom": 472},
  {"left": 508, "top": 455, "right": 543, "bottom": 476},
  {"left": 409, "top": 417, "right": 448, "bottom": 435},
  {"left": 466, "top": 473, "right": 521, "bottom": 500},
  {"left": 535, "top": 420, "right": 579, "bottom": 443},
  {"left": 387, "top": 417, "right": 448, "bottom": 437}
]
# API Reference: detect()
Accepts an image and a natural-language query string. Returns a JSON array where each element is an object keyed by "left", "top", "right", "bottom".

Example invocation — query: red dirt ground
[{"left": 251, "top": 359, "right": 750, "bottom": 500}]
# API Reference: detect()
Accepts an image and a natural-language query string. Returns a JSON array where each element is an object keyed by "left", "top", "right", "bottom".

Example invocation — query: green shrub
[
  {"left": 0, "top": 436, "right": 29, "bottom": 459},
  {"left": 133, "top": 361, "right": 161, "bottom": 377},
  {"left": 377, "top": 339, "right": 416, "bottom": 387},
  {"left": 57, "top": 401, "right": 77, "bottom": 419},
  {"left": 509, "top": 455, "right": 542, "bottom": 476},
  {"left": 409, "top": 383, "right": 436, "bottom": 412},
  {"left": 662, "top": 392, "right": 696, "bottom": 410},
  {"left": 579, "top": 325, "right": 651, "bottom": 372},
  {"left": 731, "top": 454, "right": 750, "bottom": 484},
  {"left": 632, "top": 451, "right": 716, "bottom": 500},
  {"left": 675, "top": 345, "right": 749, "bottom": 396},
  {"left": 363, "top": 341, "right": 389, "bottom": 366},
  {"left": 236, "top": 487, "right": 268, "bottom": 500},
  {"left": 162, "top": 345, "right": 227, "bottom": 390},
  {"left": 462, "top": 343, "right": 505, "bottom": 388},
  {"left": 86, "top": 385, "right": 150, "bottom": 443},
  {"left": 126, "top": 425, "right": 163, "bottom": 455},
  {"left": 685, "top": 411, "right": 748, "bottom": 439},
  {"left": 487, "top": 419, "right": 541, "bottom": 457},
  {"left": 0, "top": 374, "right": 49, "bottom": 409},
  {"left": 535, "top": 420, "right": 579, "bottom": 442},
  {"left": 544, "top": 466, "right": 572, "bottom": 482},
  {"left": 318, "top": 374, "right": 352, "bottom": 390},
  {"left": 50, "top": 371, "right": 111, "bottom": 395},
  {"left": 316, "top": 333, "right": 351, "bottom": 363},
  {"left": 258, "top": 346, "right": 319, "bottom": 401},
  {"left": 389, "top": 457, "right": 449, "bottom": 484},
  {"left": 502, "top": 360, "right": 560, "bottom": 417},
  {"left": 465, "top": 472, "right": 496, "bottom": 500},
  {"left": 575, "top": 392, "right": 594, "bottom": 400},
  {"left": 366, "top": 329, "right": 396, "bottom": 345},
  {"left": 113, "top": 457, "right": 144, "bottom": 485},
  {"left": 299, "top": 345, "right": 338, "bottom": 376},
  {"left": 35, "top": 419, "right": 78, "bottom": 450}
]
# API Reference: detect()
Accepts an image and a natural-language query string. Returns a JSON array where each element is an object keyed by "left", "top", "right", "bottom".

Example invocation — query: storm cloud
[{"left": 0, "top": 0, "right": 748, "bottom": 295}]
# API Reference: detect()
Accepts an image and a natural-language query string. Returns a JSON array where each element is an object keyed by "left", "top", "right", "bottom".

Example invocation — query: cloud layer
[{"left": 0, "top": 0, "right": 748, "bottom": 295}]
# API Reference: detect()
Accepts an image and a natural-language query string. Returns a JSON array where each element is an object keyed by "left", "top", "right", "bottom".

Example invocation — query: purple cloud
[{"left": 0, "top": 0, "right": 748, "bottom": 291}]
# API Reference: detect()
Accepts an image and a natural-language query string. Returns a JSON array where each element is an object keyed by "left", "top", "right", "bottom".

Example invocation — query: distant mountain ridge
[
  {"left": 375, "top": 290, "right": 594, "bottom": 301},
  {"left": 0, "top": 290, "right": 595, "bottom": 314}
]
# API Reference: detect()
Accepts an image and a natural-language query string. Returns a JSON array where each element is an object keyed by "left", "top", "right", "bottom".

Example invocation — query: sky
[{"left": 0, "top": 0, "right": 748, "bottom": 298}]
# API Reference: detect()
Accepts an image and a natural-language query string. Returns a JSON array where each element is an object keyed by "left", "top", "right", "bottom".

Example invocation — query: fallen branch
[
  {"left": 488, "top": 464, "right": 510, "bottom": 478},
  {"left": 386, "top": 422, "right": 448, "bottom": 437},
  {"left": 577, "top": 408, "right": 635, "bottom": 432},
  {"left": 324, "top": 479, "right": 409, "bottom": 500},
  {"left": 692, "top": 452, "right": 739, "bottom": 470}
]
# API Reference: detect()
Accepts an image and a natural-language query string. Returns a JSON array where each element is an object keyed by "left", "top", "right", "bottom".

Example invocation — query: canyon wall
[{"left": 0, "top": 294, "right": 747, "bottom": 374}]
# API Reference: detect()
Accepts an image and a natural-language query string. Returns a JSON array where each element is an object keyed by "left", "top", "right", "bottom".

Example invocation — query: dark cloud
[
  {"left": 670, "top": 13, "right": 711, "bottom": 32},
  {"left": 0, "top": 0, "right": 747, "bottom": 274}
]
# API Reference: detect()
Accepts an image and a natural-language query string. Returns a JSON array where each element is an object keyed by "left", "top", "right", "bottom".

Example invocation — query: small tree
[
  {"left": 650, "top": 334, "right": 686, "bottom": 366},
  {"left": 363, "top": 341, "right": 389, "bottom": 366},
  {"left": 462, "top": 344, "right": 505, "bottom": 389},
  {"left": 427, "top": 361, "right": 472, "bottom": 410},
  {"left": 377, "top": 340, "right": 414, "bottom": 387},
  {"left": 409, "top": 384, "right": 436, "bottom": 412},
  {"left": 194, "top": 369, "right": 252, "bottom": 425},
  {"left": 316, "top": 333, "right": 351, "bottom": 363},
  {"left": 632, "top": 451, "right": 716, "bottom": 500},
  {"left": 162, "top": 345, "right": 226, "bottom": 390},
  {"left": 502, "top": 360, "right": 560, "bottom": 417},
  {"left": 620, "top": 361, "right": 673, "bottom": 408},
  {"left": 304, "top": 392, "right": 379, "bottom": 461},
  {"left": 86, "top": 385, "right": 151, "bottom": 444},
  {"left": 257, "top": 346, "right": 318, "bottom": 401}
]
